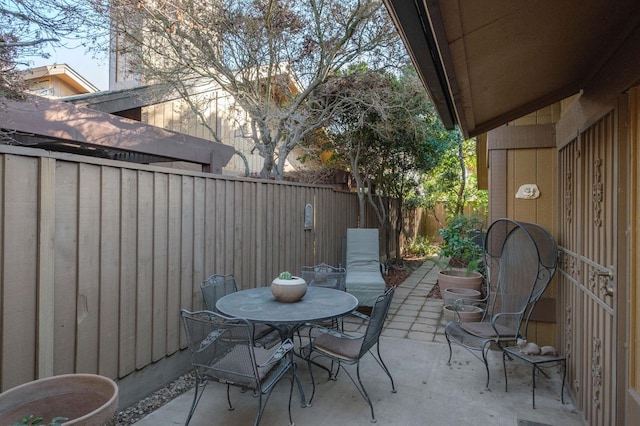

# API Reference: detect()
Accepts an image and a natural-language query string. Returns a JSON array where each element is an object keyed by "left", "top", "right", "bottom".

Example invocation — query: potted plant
[
  {"left": 271, "top": 271, "right": 307, "bottom": 302},
  {"left": 436, "top": 215, "right": 484, "bottom": 293}
]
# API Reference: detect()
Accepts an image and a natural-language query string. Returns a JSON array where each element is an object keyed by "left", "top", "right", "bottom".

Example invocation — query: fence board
[
  {"left": 193, "top": 178, "right": 205, "bottom": 308},
  {"left": 53, "top": 161, "right": 78, "bottom": 375},
  {"left": 76, "top": 164, "right": 101, "bottom": 373},
  {"left": 152, "top": 173, "right": 169, "bottom": 361},
  {"left": 179, "top": 176, "right": 194, "bottom": 348},
  {"left": 135, "top": 171, "right": 154, "bottom": 368},
  {"left": 99, "top": 166, "right": 121, "bottom": 377},
  {"left": 1, "top": 155, "right": 38, "bottom": 388},
  {"left": 255, "top": 182, "right": 265, "bottom": 288},
  {"left": 37, "top": 158, "right": 56, "bottom": 378},
  {"left": 166, "top": 175, "right": 182, "bottom": 355},
  {"left": 119, "top": 169, "right": 137, "bottom": 377}
]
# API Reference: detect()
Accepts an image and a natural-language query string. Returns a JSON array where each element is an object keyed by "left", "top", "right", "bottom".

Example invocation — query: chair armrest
[
  {"left": 348, "top": 310, "right": 370, "bottom": 321},
  {"left": 257, "top": 338, "right": 294, "bottom": 367},
  {"left": 308, "top": 325, "right": 360, "bottom": 340}
]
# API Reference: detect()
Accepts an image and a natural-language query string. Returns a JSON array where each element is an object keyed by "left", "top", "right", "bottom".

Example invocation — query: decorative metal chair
[
  {"left": 181, "top": 309, "right": 295, "bottom": 426},
  {"left": 444, "top": 219, "right": 559, "bottom": 389},
  {"left": 299, "top": 263, "right": 347, "bottom": 330},
  {"left": 299, "top": 263, "right": 346, "bottom": 291},
  {"left": 201, "top": 274, "right": 279, "bottom": 348},
  {"left": 306, "top": 286, "right": 397, "bottom": 423}
]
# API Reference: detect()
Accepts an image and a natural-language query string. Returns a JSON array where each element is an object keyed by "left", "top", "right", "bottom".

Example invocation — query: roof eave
[{"left": 384, "top": 0, "right": 458, "bottom": 132}]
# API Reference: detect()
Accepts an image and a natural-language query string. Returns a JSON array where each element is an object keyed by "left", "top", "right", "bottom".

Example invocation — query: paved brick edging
[{"left": 343, "top": 262, "right": 447, "bottom": 343}]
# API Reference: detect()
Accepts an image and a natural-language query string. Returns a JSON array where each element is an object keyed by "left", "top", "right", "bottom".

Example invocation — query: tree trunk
[
  {"left": 455, "top": 135, "right": 467, "bottom": 215},
  {"left": 394, "top": 197, "right": 403, "bottom": 264}
]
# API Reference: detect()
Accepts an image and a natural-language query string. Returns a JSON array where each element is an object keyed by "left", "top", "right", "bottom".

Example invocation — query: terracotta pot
[
  {"left": 437, "top": 269, "right": 483, "bottom": 293},
  {"left": 443, "top": 304, "right": 484, "bottom": 322},
  {"left": 271, "top": 276, "right": 307, "bottom": 302},
  {"left": 442, "top": 287, "right": 482, "bottom": 305},
  {"left": 0, "top": 373, "right": 118, "bottom": 426}
]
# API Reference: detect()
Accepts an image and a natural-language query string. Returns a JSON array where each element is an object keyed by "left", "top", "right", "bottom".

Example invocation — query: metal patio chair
[
  {"left": 300, "top": 263, "right": 347, "bottom": 291},
  {"left": 299, "top": 263, "right": 347, "bottom": 330},
  {"left": 306, "top": 286, "right": 397, "bottom": 423},
  {"left": 444, "top": 219, "right": 559, "bottom": 389},
  {"left": 201, "top": 274, "right": 279, "bottom": 348},
  {"left": 181, "top": 309, "right": 295, "bottom": 426}
]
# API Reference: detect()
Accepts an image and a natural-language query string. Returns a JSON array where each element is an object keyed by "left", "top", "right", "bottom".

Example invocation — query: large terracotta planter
[
  {"left": 442, "top": 287, "right": 482, "bottom": 305},
  {"left": 437, "top": 269, "right": 483, "bottom": 293},
  {"left": 0, "top": 373, "right": 118, "bottom": 425},
  {"left": 271, "top": 276, "right": 307, "bottom": 302}
]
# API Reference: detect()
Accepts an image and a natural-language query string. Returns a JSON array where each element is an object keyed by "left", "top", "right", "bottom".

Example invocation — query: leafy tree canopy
[{"left": 109, "top": 0, "right": 404, "bottom": 179}]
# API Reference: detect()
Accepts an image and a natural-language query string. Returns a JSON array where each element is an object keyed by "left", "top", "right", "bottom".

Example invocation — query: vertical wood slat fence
[{"left": 0, "top": 144, "right": 398, "bottom": 392}]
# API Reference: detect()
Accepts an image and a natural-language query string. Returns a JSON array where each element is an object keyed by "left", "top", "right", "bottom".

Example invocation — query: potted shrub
[{"left": 436, "top": 215, "right": 484, "bottom": 293}]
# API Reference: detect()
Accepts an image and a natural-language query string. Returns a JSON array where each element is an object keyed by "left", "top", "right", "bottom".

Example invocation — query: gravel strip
[{"left": 115, "top": 371, "right": 196, "bottom": 425}]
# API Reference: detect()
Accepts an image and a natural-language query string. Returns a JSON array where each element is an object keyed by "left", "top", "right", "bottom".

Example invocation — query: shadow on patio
[{"left": 133, "top": 264, "right": 582, "bottom": 425}]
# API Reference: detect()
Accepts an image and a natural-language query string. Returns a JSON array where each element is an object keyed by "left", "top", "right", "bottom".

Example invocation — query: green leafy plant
[
  {"left": 278, "top": 271, "right": 292, "bottom": 280},
  {"left": 12, "top": 415, "right": 68, "bottom": 426},
  {"left": 438, "top": 215, "right": 483, "bottom": 268},
  {"left": 404, "top": 235, "right": 437, "bottom": 257}
]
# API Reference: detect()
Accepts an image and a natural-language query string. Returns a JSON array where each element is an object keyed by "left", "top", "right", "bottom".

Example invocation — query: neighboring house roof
[
  {"left": 63, "top": 83, "right": 182, "bottom": 114},
  {"left": 0, "top": 95, "right": 234, "bottom": 172},
  {"left": 22, "top": 64, "right": 99, "bottom": 96},
  {"left": 383, "top": 0, "right": 640, "bottom": 138}
]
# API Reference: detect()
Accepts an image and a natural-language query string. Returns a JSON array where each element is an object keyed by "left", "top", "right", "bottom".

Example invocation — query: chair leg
[
  {"left": 502, "top": 350, "right": 509, "bottom": 392},
  {"left": 481, "top": 344, "right": 491, "bottom": 390},
  {"left": 226, "top": 385, "right": 234, "bottom": 411},
  {"left": 185, "top": 378, "right": 208, "bottom": 426},
  {"left": 254, "top": 391, "right": 265, "bottom": 426},
  {"left": 287, "top": 370, "right": 295, "bottom": 426},
  {"left": 374, "top": 345, "right": 396, "bottom": 393},
  {"left": 355, "top": 362, "right": 377, "bottom": 423},
  {"left": 445, "top": 332, "right": 453, "bottom": 365},
  {"left": 307, "top": 353, "right": 317, "bottom": 405}
]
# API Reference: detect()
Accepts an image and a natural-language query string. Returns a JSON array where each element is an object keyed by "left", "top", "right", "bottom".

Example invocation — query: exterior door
[{"left": 558, "top": 110, "right": 619, "bottom": 426}]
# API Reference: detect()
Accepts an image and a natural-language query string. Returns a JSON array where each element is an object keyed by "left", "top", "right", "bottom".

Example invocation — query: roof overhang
[
  {"left": 0, "top": 96, "right": 234, "bottom": 172},
  {"left": 23, "top": 64, "right": 99, "bottom": 94},
  {"left": 383, "top": 0, "right": 640, "bottom": 138}
]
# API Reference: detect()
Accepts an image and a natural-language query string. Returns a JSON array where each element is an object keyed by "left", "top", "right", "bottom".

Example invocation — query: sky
[{"left": 27, "top": 43, "right": 110, "bottom": 91}]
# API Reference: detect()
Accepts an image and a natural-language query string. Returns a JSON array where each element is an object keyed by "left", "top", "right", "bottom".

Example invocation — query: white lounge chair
[{"left": 345, "top": 228, "right": 386, "bottom": 307}]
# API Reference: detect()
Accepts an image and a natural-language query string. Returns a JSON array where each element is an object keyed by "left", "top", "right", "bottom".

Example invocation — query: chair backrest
[
  {"left": 360, "top": 286, "right": 395, "bottom": 357},
  {"left": 346, "top": 228, "right": 381, "bottom": 275},
  {"left": 483, "top": 219, "right": 558, "bottom": 337},
  {"left": 200, "top": 274, "right": 238, "bottom": 312},
  {"left": 300, "top": 263, "right": 346, "bottom": 291},
  {"left": 181, "top": 309, "right": 260, "bottom": 389}
]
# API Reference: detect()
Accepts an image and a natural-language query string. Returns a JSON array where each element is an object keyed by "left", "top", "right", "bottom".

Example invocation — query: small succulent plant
[
  {"left": 278, "top": 271, "right": 292, "bottom": 280},
  {"left": 12, "top": 415, "right": 68, "bottom": 426}
]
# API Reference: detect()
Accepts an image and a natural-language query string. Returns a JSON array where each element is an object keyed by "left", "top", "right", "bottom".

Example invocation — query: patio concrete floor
[{"left": 134, "top": 263, "right": 584, "bottom": 425}]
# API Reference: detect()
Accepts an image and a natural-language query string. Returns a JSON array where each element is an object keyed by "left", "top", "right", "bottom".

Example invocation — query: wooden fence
[{"left": 0, "top": 144, "right": 403, "bottom": 397}]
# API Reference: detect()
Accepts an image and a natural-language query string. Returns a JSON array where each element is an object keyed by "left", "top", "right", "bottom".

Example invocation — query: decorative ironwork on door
[{"left": 558, "top": 111, "right": 617, "bottom": 426}]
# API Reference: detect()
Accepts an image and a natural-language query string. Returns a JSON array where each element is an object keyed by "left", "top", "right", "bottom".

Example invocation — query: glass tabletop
[{"left": 216, "top": 286, "right": 359, "bottom": 324}]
